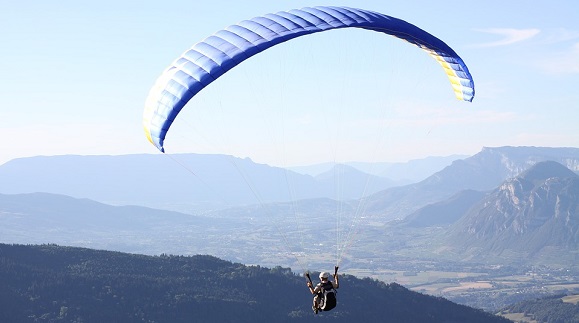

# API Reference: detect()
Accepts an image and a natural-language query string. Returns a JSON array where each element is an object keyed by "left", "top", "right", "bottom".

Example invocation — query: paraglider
[
  {"left": 143, "top": 6, "right": 475, "bottom": 153},
  {"left": 306, "top": 266, "right": 340, "bottom": 314},
  {"left": 143, "top": 6, "right": 475, "bottom": 314}
]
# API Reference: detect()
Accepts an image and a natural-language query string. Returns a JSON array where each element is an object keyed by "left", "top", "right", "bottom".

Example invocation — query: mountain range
[
  {"left": 363, "top": 146, "right": 579, "bottom": 221},
  {"left": 1, "top": 146, "right": 578, "bottom": 268},
  {"left": 1, "top": 146, "right": 577, "bottom": 220},
  {"left": 287, "top": 154, "right": 468, "bottom": 181},
  {"left": 441, "top": 160, "right": 579, "bottom": 264},
  {"left": 0, "top": 191, "right": 251, "bottom": 256},
  {"left": 0, "top": 153, "right": 456, "bottom": 213}
]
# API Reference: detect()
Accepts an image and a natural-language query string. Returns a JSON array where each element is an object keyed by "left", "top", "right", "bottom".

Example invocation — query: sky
[{"left": 1, "top": 0, "right": 578, "bottom": 167}]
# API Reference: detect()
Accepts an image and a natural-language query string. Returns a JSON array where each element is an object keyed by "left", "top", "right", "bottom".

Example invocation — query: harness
[{"left": 315, "top": 281, "right": 337, "bottom": 311}]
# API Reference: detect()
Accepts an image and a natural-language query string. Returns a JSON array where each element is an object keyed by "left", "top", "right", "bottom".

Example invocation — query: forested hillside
[
  {"left": 0, "top": 244, "right": 508, "bottom": 323},
  {"left": 499, "top": 294, "right": 579, "bottom": 323}
]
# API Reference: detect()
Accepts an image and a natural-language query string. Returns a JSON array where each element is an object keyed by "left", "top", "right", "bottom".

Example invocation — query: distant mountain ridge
[
  {"left": 2, "top": 150, "right": 579, "bottom": 269},
  {"left": 288, "top": 154, "right": 467, "bottom": 182},
  {"left": 0, "top": 154, "right": 312, "bottom": 212},
  {"left": 314, "top": 164, "right": 399, "bottom": 197},
  {"left": 363, "top": 146, "right": 579, "bottom": 221},
  {"left": 1, "top": 146, "right": 578, "bottom": 223},
  {"left": 0, "top": 154, "right": 426, "bottom": 213},
  {"left": 402, "top": 189, "right": 487, "bottom": 227},
  {"left": 0, "top": 192, "right": 232, "bottom": 255},
  {"left": 444, "top": 161, "right": 579, "bottom": 264},
  {"left": 422, "top": 146, "right": 579, "bottom": 191}
]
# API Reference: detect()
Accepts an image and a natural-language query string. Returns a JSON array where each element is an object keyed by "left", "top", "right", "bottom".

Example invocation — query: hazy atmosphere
[{"left": 2, "top": 0, "right": 578, "bottom": 166}]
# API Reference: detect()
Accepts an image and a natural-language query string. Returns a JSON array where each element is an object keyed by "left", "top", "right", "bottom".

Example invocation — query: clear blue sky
[{"left": 1, "top": 1, "right": 578, "bottom": 166}]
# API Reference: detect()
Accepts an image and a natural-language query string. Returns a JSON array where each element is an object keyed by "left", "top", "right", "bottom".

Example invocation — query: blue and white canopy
[{"left": 144, "top": 6, "right": 475, "bottom": 152}]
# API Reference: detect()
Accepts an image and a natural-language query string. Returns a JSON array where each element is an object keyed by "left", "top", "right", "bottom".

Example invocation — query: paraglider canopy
[{"left": 144, "top": 6, "right": 475, "bottom": 152}]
